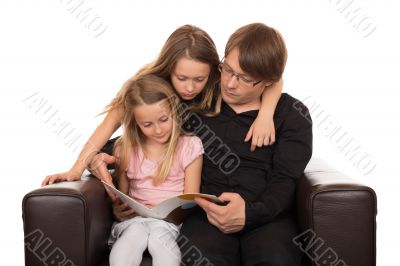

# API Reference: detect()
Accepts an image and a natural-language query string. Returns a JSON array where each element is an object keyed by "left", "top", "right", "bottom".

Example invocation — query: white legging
[{"left": 109, "top": 217, "right": 181, "bottom": 266}]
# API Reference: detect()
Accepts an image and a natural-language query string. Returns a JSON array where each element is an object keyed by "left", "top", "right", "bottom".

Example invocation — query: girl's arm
[
  {"left": 117, "top": 172, "right": 129, "bottom": 194},
  {"left": 113, "top": 141, "right": 129, "bottom": 194},
  {"left": 112, "top": 157, "right": 135, "bottom": 220},
  {"left": 42, "top": 107, "right": 124, "bottom": 186},
  {"left": 183, "top": 156, "right": 203, "bottom": 194},
  {"left": 244, "top": 79, "right": 283, "bottom": 151}
]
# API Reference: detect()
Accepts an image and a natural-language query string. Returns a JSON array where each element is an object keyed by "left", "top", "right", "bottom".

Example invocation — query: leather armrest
[
  {"left": 22, "top": 177, "right": 113, "bottom": 266},
  {"left": 296, "top": 158, "right": 377, "bottom": 266}
]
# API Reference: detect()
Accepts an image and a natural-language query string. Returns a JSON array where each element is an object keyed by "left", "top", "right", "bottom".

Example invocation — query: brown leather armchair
[{"left": 22, "top": 158, "right": 377, "bottom": 266}]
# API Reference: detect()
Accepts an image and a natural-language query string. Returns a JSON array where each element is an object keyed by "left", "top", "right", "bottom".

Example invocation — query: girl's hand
[
  {"left": 113, "top": 199, "right": 136, "bottom": 222},
  {"left": 88, "top": 152, "right": 115, "bottom": 184},
  {"left": 42, "top": 169, "right": 81, "bottom": 186},
  {"left": 244, "top": 113, "right": 276, "bottom": 151}
]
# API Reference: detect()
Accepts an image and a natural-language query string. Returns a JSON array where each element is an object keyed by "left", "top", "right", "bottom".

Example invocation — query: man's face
[{"left": 220, "top": 48, "right": 266, "bottom": 111}]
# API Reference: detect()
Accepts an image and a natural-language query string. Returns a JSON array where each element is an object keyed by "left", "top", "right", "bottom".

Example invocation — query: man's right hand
[{"left": 113, "top": 198, "right": 136, "bottom": 222}]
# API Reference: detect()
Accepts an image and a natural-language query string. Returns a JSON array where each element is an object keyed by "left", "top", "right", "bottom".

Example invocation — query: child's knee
[
  {"left": 149, "top": 242, "right": 181, "bottom": 266},
  {"left": 109, "top": 246, "right": 142, "bottom": 266},
  {"left": 148, "top": 231, "right": 174, "bottom": 251},
  {"left": 110, "top": 228, "right": 149, "bottom": 266},
  {"left": 148, "top": 232, "right": 181, "bottom": 262}
]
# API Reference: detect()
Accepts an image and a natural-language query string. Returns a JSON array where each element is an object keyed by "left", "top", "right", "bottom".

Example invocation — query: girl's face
[
  {"left": 133, "top": 101, "right": 174, "bottom": 145},
  {"left": 170, "top": 57, "right": 211, "bottom": 101}
]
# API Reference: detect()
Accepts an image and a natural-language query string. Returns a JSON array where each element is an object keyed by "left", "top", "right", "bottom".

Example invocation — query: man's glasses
[{"left": 218, "top": 62, "right": 263, "bottom": 87}]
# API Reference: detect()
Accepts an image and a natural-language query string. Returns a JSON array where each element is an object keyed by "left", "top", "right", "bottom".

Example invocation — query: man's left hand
[{"left": 195, "top": 192, "right": 245, "bottom": 233}]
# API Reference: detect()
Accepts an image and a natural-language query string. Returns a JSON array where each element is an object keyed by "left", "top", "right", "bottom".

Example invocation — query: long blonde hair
[
  {"left": 105, "top": 25, "right": 221, "bottom": 116},
  {"left": 114, "top": 75, "right": 183, "bottom": 186}
]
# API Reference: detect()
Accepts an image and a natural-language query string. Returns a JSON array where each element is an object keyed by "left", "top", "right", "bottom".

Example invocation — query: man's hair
[{"left": 225, "top": 23, "right": 287, "bottom": 82}]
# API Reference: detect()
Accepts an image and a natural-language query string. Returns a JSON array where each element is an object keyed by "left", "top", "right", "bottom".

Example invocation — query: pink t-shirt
[{"left": 126, "top": 135, "right": 204, "bottom": 206}]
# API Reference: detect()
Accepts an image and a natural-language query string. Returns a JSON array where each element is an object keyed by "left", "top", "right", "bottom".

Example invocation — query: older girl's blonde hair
[
  {"left": 114, "top": 75, "right": 183, "bottom": 186},
  {"left": 105, "top": 24, "right": 221, "bottom": 116}
]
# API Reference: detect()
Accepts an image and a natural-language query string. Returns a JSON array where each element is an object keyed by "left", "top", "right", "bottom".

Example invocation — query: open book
[{"left": 102, "top": 181, "right": 225, "bottom": 224}]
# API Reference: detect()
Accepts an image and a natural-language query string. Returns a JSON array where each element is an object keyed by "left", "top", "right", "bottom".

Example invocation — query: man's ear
[{"left": 264, "top": 81, "right": 274, "bottom": 88}]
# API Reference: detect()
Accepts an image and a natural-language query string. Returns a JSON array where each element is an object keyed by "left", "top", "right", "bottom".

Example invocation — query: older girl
[{"left": 42, "top": 24, "right": 282, "bottom": 186}]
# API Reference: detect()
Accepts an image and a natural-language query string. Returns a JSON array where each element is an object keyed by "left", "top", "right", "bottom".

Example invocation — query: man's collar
[{"left": 221, "top": 101, "right": 259, "bottom": 118}]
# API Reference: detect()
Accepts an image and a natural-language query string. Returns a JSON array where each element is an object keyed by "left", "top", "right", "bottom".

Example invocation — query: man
[
  {"left": 176, "top": 23, "right": 312, "bottom": 266},
  {"left": 92, "top": 23, "right": 312, "bottom": 265}
]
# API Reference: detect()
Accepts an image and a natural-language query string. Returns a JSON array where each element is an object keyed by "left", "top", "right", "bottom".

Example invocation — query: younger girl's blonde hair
[{"left": 114, "top": 74, "right": 183, "bottom": 186}]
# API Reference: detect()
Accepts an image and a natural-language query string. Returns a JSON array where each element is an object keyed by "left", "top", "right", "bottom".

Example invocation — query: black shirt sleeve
[{"left": 244, "top": 97, "right": 313, "bottom": 230}]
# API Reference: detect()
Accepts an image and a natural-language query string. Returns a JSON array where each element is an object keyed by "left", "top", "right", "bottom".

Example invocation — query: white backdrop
[{"left": 1, "top": 0, "right": 399, "bottom": 265}]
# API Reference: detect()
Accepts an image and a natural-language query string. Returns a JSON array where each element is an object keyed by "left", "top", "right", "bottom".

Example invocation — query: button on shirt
[{"left": 185, "top": 93, "right": 313, "bottom": 230}]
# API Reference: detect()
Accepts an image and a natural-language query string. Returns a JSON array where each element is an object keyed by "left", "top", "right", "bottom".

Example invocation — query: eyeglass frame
[{"left": 218, "top": 61, "right": 263, "bottom": 87}]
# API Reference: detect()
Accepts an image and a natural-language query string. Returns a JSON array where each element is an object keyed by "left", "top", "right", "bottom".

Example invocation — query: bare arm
[
  {"left": 260, "top": 79, "right": 283, "bottom": 118},
  {"left": 183, "top": 155, "right": 203, "bottom": 194},
  {"left": 117, "top": 172, "right": 129, "bottom": 194},
  {"left": 42, "top": 107, "right": 123, "bottom": 186},
  {"left": 245, "top": 79, "right": 283, "bottom": 151},
  {"left": 112, "top": 173, "right": 135, "bottom": 221},
  {"left": 73, "top": 107, "right": 123, "bottom": 174}
]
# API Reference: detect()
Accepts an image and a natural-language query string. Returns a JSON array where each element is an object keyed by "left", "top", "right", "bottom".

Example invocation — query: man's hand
[
  {"left": 195, "top": 192, "right": 245, "bottom": 233},
  {"left": 112, "top": 198, "right": 136, "bottom": 222}
]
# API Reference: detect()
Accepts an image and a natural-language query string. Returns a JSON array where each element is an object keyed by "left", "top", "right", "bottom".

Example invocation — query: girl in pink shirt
[{"left": 108, "top": 74, "right": 204, "bottom": 266}]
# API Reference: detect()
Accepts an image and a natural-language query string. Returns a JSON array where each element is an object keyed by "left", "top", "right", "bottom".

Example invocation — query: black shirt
[{"left": 184, "top": 93, "right": 313, "bottom": 230}]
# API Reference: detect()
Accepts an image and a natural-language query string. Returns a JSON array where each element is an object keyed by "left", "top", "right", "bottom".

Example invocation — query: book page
[
  {"left": 102, "top": 181, "right": 226, "bottom": 222},
  {"left": 153, "top": 193, "right": 225, "bottom": 218},
  {"left": 102, "top": 181, "right": 163, "bottom": 219}
]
